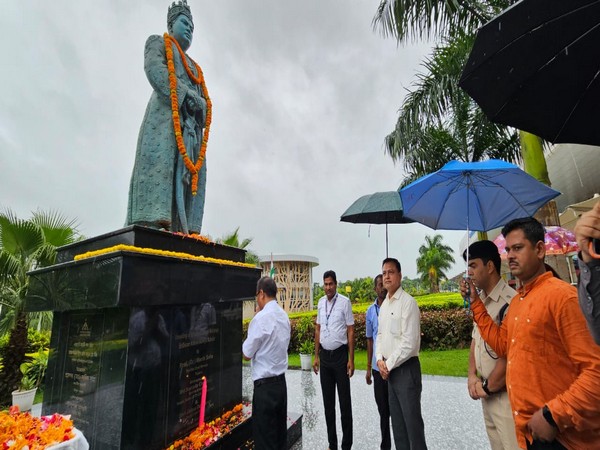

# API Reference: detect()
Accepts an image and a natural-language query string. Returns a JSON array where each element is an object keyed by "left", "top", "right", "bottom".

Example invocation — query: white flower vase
[
  {"left": 12, "top": 387, "right": 37, "bottom": 412},
  {"left": 299, "top": 353, "right": 312, "bottom": 371}
]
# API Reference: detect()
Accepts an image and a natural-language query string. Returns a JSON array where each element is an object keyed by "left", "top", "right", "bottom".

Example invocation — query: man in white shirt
[
  {"left": 462, "top": 241, "right": 519, "bottom": 450},
  {"left": 376, "top": 258, "right": 427, "bottom": 450},
  {"left": 243, "top": 276, "right": 291, "bottom": 450},
  {"left": 313, "top": 270, "right": 355, "bottom": 450}
]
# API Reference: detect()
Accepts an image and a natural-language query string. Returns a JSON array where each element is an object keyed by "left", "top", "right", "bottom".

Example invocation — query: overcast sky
[{"left": 1, "top": 1, "right": 466, "bottom": 281}]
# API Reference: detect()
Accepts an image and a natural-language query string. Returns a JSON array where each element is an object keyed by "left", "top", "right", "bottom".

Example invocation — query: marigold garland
[
  {"left": 164, "top": 32, "right": 212, "bottom": 196},
  {"left": 172, "top": 232, "right": 214, "bottom": 245},
  {"left": 0, "top": 406, "right": 75, "bottom": 449},
  {"left": 74, "top": 244, "right": 255, "bottom": 269},
  {"left": 165, "top": 403, "right": 248, "bottom": 450}
]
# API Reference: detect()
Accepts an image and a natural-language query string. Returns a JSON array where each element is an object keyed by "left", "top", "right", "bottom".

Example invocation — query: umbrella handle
[
  {"left": 462, "top": 277, "right": 471, "bottom": 309},
  {"left": 589, "top": 239, "right": 600, "bottom": 259}
]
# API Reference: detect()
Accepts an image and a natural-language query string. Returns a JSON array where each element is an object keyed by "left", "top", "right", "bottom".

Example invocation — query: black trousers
[
  {"left": 387, "top": 356, "right": 427, "bottom": 450},
  {"left": 253, "top": 375, "right": 287, "bottom": 450},
  {"left": 319, "top": 345, "right": 352, "bottom": 450},
  {"left": 526, "top": 439, "right": 567, "bottom": 450},
  {"left": 372, "top": 369, "right": 391, "bottom": 450}
]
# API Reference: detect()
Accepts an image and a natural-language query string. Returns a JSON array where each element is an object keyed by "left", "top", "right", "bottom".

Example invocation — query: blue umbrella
[
  {"left": 399, "top": 159, "right": 560, "bottom": 307},
  {"left": 399, "top": 160, "right": 560, "bottom": 232}
]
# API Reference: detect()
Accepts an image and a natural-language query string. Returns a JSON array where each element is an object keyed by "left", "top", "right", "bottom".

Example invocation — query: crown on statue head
[{"left": 167, "top": 0, "right": 193, "bottom": 27}]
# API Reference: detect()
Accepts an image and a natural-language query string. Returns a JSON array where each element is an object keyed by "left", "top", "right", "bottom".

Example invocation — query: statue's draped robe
[{"left": 126, "top": 34, "right": 207, "bottom": 234}]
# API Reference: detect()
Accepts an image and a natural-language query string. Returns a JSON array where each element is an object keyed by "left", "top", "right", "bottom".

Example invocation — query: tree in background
[
  {"left": 216, "top": 227, "right": 259, "bottom": 266},
  {"left": 373, "top": 1, "right": 553, "bottom": 204},
  {"left": 382, "top": 32, "right": 520, "bottom": 187},
  {"left": 0, "top": 210, "right": 81, "bottom": 405},
  {"left": 338, "top": 277, "right": 375, "bottom": 303},
  {"left": 313, "top": 277, "right": 375, "bottom": 303},
  {"left": 416, "top": 234, "right": 455, "bottom": 293},
  {"left": 401, "top": 276, "right": 428, "bottom": 296}
]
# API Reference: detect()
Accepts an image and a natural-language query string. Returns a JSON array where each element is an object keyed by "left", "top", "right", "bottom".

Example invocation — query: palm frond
[
  {"left": 30, "top": 209, "right": 81, "bottom": 247},
  {"left": 372, "top": 0, "right": 499, "bottom": 42},
  {"left": 0, "top": 215, "right": 44, "bottom": 262},
  {"left": 385, "top": 33, "right": 520, "bottom": 182}
]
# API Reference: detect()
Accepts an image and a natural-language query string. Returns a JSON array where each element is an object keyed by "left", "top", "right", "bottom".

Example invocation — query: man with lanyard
[
  {"left": 365, "top": 274, "right": 391, "bottom": 450},
  {"left": 462, "top": 241, "right": 519, "bottom": 450},
  {"left": 377, "top": 257, "right": 427, "bottom": 450},
  {"left": 243, "top": 277, "right": 291, "bottom": 450},
  {"left": 466, "top": 217, "right": 600, "bottom": 449},
  {"left": 313, "top": 270, "right": 355, "bottom": 450}
]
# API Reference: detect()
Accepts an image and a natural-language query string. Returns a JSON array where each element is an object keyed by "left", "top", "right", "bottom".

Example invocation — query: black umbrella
[
  {"left": 459, "top": 0, "right": 600, "bottom": 145},
  {"left": 340, "top": 191, "right": 412, "bottom": 257}
]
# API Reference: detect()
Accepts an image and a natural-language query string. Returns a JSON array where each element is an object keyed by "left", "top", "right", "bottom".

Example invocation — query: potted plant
[
  {"left": 296, "top": 316, "right": 315, "bottom": 371},
  {"left": 12, "top": 348, "right": 48, "bottom": 411},
  {"left": 298, "top": 340, "right": 314, "bottom": 371}
]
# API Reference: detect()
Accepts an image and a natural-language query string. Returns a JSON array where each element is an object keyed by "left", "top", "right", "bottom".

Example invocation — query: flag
[{"left": 269, "top": 253, "right": 275, "bottom": 278}]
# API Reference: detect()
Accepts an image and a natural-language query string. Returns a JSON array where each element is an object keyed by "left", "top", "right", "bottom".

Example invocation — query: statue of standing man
[{"left": 126, "top": 0, "right": 210, "bottom": 235}]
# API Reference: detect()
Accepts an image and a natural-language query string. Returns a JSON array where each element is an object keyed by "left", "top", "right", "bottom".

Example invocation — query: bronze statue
[{"left": 126, "top": 0, "right": 210, "bottom": 234}]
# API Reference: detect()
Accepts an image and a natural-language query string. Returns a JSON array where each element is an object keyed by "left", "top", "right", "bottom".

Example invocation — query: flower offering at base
[
  {"left": 0, "top": 406, "right": 75, "bottom": 449},
  {"left": 166, "top": 403, "right": 249, "bottom": 450}
]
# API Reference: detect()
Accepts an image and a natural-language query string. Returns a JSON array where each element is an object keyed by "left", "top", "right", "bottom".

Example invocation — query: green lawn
[{"left": 289, "top": 348, "right": 469, "bottom": 377}]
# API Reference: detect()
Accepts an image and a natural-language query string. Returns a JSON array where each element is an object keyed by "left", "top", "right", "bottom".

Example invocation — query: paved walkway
[
  {"left": 243, "top": 368, "right": 490, "bottom": 450},
  {"left": 31, "top": 368, "right": 489, "bottom": 449}
]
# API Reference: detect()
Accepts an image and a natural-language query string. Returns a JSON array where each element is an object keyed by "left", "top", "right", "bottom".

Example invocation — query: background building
[{"left": 259, "top": 254, "right": 319, "bottom": 312}]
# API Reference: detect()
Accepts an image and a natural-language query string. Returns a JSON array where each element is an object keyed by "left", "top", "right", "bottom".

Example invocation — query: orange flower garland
[
  {"left": 165, "top": 403, "right": 248, "bottom": 450},
  {"left": 172, "top": 232, "right": 213, "bottom": 245},
  {"left": 0, "top": 406, "right": 75, "bottom": 449},
  {"left": 164, "top": 33, "right": 212, "bottom": 196}
]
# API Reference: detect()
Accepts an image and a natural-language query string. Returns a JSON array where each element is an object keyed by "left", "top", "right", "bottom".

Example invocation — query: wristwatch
[
  {"left": 482, "top": 378, "right": 493, "bottom": 396},
  {"left": 542, "top": 405, "right": 558, "bottom": 428}
]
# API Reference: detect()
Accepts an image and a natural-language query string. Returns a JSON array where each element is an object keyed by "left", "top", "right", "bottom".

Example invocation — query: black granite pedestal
[{"left": 25, "top": 227, "right": 261, "bottom": 450}]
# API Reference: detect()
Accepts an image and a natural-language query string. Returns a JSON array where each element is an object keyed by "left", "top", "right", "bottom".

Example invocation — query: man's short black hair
[
  {"left": 323, "top": 270, "right": 337, "bottom": 283},
  {"left": 256, "top": 276, "right": 277, "bottom": 298},
  {"left": 374, "top": 274, "right": 383, "bottom": 287},
  {"left": 501, "top": 217, "right": 545, "bottom": 247},
  {"left": 463, "top": 240, "right": 501, "bottom": 275},
  {"left": 382, "top": 258, "right": 401, "bottom": 272}
]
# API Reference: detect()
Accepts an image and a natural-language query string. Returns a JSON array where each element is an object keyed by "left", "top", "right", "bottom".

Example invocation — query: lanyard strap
[{"left": 325, "top": 294, "right": 338, "bottom": 327}]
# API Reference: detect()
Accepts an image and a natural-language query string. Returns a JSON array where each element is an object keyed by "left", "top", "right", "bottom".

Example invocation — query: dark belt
[
  {"left": 254, "top": 373, "right": 285, "bottom": 387},
  {"left": 388, "top": 355, "right": 418, "bottom": 372},
  {"left": 319, "top": 344, "right": 347, "bottom": 358}
]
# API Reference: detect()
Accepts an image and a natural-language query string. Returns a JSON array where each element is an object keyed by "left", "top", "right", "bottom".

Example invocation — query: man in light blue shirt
[
  {"left": 243, "top": 277, "right": 291, "bottom": 450},
  {"left": 366, "top": 274, "right": 391, "bottom": 450}
]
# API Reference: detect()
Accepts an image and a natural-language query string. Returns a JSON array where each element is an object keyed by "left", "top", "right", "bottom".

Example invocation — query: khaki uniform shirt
[{"left": 472, "top": 278, "right": 516, "bottom": 379}]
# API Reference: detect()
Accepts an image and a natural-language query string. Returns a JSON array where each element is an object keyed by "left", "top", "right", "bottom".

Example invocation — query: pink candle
[{"left": 199, "top": 376, "right": 207, "bottom": 427}]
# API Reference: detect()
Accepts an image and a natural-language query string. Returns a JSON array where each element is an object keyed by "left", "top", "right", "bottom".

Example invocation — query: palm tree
[
  {"left": 216, "top": 227, "right": 259, "bottom": 266},
  {"left": 373, "top": 0, "right": 555, "bottom": 205},
  {"left": 416, "top": 234, "right": 455, "bottom": 293},
  {"left": 384, "top": 33, "right": 521, "bottom": 186},
  {"left": 373, "top": 0, "right": 503, "bottom": 42},
  {"left": 0, "top": 210, "right": 81, "bottom": 405}
]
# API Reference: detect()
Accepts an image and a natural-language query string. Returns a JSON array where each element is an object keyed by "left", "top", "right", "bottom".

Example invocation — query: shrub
[
  {"left": 27, "top": 329, "right": 51, "bottom": 352},
  {"left": 19, "top": 348, "right": 49, "bottom": 390},
  {"left": 420, "top": 310, "right": 472, "bottom": 350},
  {"left": 244, "top": 297, "right": 472, "bottom": 354},
  {"left": 289, "top": 316, "right": 314, "bottom": 353}
]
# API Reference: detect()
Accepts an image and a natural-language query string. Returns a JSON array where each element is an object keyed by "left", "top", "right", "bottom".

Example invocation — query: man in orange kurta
[{"left": 465, "top": 217, "right": 600, "bottom": 450}]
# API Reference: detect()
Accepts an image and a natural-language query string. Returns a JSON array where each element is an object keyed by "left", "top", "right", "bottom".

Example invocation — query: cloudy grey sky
[{"left": 0, "top": 1, "right": 465, "bottom": 281}]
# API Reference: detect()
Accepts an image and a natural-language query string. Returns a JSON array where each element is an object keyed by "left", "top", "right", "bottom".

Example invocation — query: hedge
[{"left": 243, "top": 308, "right": 473, "bottom": 353}]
